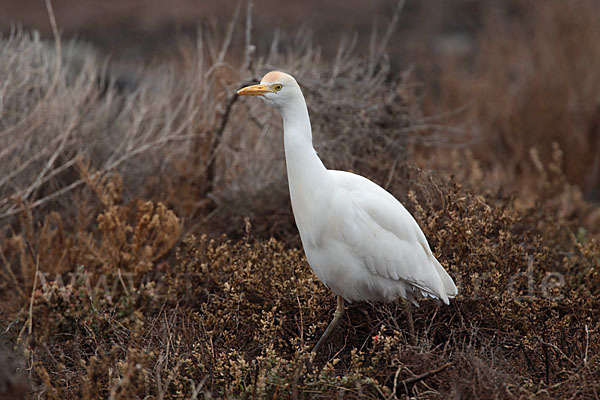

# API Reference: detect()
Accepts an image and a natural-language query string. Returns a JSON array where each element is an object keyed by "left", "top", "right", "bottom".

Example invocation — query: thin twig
[
  {"left": 367, "top": 0, "right": 405, "bottom": 77},
  {"left": 384, "top": 160, "right": 397, "bottom": 190},
  {"left": 243, "top": 0, "right": 255, "bottom": 72},
  {"left": 397, "top": 362, "right": 451, "bottom": 395},
  {"left": 23, "top": 119, "right": 78, "bottom": 201},
  {"left": 17, "top": 254, "right": 40, "bottom": 344},
  {"left": 217, "top": 1, "right": 241, "bottom": 63},
  {"left": 583, "top": 324, "right": 589, "bottom": 367},
  {"left": 44, "top": 0, "right": 61, "bottom": 96}
]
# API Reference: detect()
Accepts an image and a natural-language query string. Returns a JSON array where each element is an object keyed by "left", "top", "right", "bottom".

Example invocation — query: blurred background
[{"left": 0, "top": 0, "right": 479, "bottom": 59}]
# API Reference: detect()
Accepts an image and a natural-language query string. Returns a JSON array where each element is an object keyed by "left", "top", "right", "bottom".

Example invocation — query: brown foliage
[{"left": 9, "top": 184, "right": 599, "bottom": 399}]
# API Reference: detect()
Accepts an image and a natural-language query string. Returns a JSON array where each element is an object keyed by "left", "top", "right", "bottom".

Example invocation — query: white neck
[
  {"left": 280, "top": 93, "right": 329, "bottom": 240},
  {"left": 282, "top": 94, "right": 328, "bottom": 181}
]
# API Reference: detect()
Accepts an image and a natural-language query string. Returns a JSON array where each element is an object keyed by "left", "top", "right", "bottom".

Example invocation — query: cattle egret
[{"left": 237, "top": 71, "right": 457, "bottom": 354}]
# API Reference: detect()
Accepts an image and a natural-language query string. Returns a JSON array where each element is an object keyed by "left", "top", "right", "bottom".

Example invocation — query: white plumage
[
  {"left": 302, "top": 169, "right": 456, "bottom": 304},
  {"left": 237, "top": 71, "right": 457, "bottom": 351}
]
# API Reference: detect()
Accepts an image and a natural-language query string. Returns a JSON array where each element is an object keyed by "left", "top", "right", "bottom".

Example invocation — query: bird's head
[{"left": 237, "top": 71, "right": 302, "bottom": 110}]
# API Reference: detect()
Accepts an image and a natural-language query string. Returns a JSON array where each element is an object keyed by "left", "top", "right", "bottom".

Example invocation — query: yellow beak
[{"left": 237, "top": 84, "right": 273, "bottom": 96}]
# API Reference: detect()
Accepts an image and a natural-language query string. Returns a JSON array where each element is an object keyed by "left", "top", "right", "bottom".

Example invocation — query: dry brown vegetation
[{"left": 1, "top": 1, "right": 599, "bottom": 398}]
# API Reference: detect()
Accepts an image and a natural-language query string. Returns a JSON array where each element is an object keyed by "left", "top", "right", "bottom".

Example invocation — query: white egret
[{"left": 237, "top": 71, "right": 457, "bottom": 354}]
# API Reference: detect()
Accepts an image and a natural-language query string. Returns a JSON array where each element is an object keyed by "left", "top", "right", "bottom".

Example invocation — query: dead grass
[{"left": 1, "top": 1, "right": 599, "bottom": 398}]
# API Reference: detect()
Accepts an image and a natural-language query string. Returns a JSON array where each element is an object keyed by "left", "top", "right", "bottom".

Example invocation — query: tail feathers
[
  {"left": 411, "top": 281, "right": 449, "bottom": 305},
  {"left": 433, "top": 258, "right": 458, "bottom": 299},
  {"left": 407, "top": 259, "right": 458, "bottom": 305}
]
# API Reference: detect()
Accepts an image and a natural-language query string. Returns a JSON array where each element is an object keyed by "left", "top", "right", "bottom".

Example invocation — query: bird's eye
[{"left": 273, "top": 84, "right": 283, "bottom": 91}]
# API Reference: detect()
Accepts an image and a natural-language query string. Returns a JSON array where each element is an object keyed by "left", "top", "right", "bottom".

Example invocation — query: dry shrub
[
  {"left": 0, "top": 204, "right": 83, "bottom": 304},
  {"left": 94, "top": 200, "right": 180, "bottom": 275},
  {"left": 0, "top": 28, "right": 204, "bottom": 228},
  {"left": 11, "top": 181, "right": 598, "bottom": 398},
  {"left": 80, "top": 162, "right": 182, "bottom": 275},
  {"left": 0, "top": 166, "right": 182, "bottom": 311}
]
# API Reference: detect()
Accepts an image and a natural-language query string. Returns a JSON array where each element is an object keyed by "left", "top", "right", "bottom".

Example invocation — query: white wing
[{"left": 329, "top": 170, "right": 457, "bottom": 304}]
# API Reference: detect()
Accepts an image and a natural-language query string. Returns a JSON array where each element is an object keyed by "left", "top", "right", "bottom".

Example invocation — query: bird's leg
[
  {"left": 405, "top": 301, "right": 417, "bottom": 346},
  {"left": 311, "top": 295, "right": 344, "bottom": 355}
]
